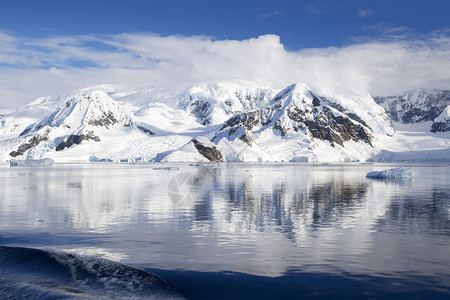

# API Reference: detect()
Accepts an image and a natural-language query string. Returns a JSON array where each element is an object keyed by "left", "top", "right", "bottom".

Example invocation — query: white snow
[
  {"left": 366, "top": 167, "right": 418, "bottom": 179},
  {"left": 160, "top": 141, "right": 210, "bottom": 163},
  {"left": 371, "top": 121, "right": 450, "bottom": 162}
]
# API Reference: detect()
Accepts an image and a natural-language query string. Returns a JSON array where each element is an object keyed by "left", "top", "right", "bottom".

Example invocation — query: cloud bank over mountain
[{"left": 1, "top": 30, "right": 450, "bottom": 109}]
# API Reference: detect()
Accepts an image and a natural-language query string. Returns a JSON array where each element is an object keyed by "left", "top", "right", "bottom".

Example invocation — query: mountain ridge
[
  {"left": 374, "top": 89, "right": 450, "bottom": 124},
  {"left": 1, "top": 81, "right": 448, "bottom": 163}
]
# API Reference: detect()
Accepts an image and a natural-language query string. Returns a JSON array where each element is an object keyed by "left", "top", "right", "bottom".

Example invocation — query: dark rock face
[
  {"left": 312, "top": 95, "right": 321, "bottom": 107},
  {"left": 192, "top": 139, "right": 224, "bottom": 162},
  {"left": 87, "top": 111, "right": 118, "bottom": 128},
  {"left": 347, "top": 113, "right": 368, "bottom": 128},
  {"left": 213, "top": 111, "right": 260, "bottom": 146},
  {"left": 56, "top": 131, "right": 100, "bottom": 151},
  {"left": 9, "top": 130, "right": 50, "bottom": 157},
  {"left": 273, "top": 119, "right": 289, "bottom": 137},
  {"left": 431, "top": 120, "right": 450, "bottom": 132},
  {"left": 189, "top": 101, "right": 212, "bottom": 125},
  {"left": 220, "top": 111, "right": 260, "bottom": 131},
  {"left": 136, "top": 125, "right": 155, "bottom": 135},
  {"left": 306, "top": 107, "right": 373, "bottom": 147},
  {"left": 374, "top": 90, "right": 450, "bottom": 124},
  {"left": 264, "top": 88, "right": 373, "bottom": 147},
  {"left": 282, "top": 106, "right": 373, "bottom": 147}
]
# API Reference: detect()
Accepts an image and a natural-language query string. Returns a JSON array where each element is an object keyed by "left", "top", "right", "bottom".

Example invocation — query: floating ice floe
[
  {"left": 366, "top": 167, "right": 418, "bottom": 179},
  {"left": 10, "top": 158, "right": 54, "bottom": 167}
]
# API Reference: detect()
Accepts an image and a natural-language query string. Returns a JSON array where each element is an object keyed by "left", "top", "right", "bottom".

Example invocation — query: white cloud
[
  {"left": 0, "top": 30, "right": 450, "bottom": 109},
  {"left": 305, "top": 4, "right": 325, "bottom": 16},
  {"left": 357, "top": 9, "right": 373, "bottom": 18},
  {"left": 258, "top": 10, "right": 282, "bottom": 19}
]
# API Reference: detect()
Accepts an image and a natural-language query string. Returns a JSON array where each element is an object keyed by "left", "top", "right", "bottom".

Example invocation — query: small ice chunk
[
  {"left": 366, "top": 167, "right": 418, "bottom": 179},
  {"left": 10, "top": 158, "right": 54, "bottom": 167},
  {"left": 152, "top": 167, "right": 180, "bottom": 170}
]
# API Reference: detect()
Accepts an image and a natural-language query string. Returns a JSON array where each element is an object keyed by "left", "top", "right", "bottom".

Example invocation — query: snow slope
[{"left": 370, "top": 122, "right": 450, "bottom": 162}]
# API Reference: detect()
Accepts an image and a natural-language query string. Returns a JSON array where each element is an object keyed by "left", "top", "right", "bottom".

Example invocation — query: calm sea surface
[{"left": 0, "top": 163, "right": 449, "bottom": 299}]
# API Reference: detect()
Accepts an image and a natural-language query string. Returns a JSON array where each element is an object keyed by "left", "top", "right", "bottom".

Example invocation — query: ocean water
[{"left": 0, "top": 163, "right": 449, "bottom": 299}]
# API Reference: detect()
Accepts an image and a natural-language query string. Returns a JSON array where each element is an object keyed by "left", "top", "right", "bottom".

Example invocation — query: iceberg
[
  {"left": 366, "top": 167, "right": 418, "bottom": 179},
  {"left": 10, "top": 158, "right": 54, "bottom": 167}
]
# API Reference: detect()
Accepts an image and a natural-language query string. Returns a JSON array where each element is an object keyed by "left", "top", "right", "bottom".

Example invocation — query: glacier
[{"left": 0, "top": 81, "right": 449, "bottom": 163}]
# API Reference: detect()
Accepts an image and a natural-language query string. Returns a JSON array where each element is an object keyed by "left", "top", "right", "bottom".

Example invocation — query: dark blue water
[{"left": 0, "top": 163, "right": 449, "bottom": 299}]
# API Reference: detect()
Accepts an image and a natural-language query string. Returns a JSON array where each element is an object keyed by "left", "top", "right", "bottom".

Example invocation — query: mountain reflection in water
[{"left": 0, "top": 163, "right": 448, "bottom": 298}]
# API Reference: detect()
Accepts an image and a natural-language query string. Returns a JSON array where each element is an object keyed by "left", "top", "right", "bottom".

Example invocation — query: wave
[{"left": 0, "top": 246, "right": 184, "bottom": 299}]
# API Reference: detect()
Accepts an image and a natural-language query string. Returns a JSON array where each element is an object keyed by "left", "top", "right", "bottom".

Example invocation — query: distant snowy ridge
[
  {"left": 374, "top": 89, "right": 450, "bottom": 131},
  {"left": 0, "top": 81, "right": 447, "bottom": 163}
]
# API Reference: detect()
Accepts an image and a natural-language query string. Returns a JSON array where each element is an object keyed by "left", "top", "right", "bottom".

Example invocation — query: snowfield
[
  {"left": 0, "top": 81, "right": 448, "bottom": 163},
  {"left": 371, "top": 122, "right": 450, "bottom": 162}
]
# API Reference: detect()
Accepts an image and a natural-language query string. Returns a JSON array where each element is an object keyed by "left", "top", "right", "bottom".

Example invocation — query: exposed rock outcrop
[
  {"left": 213, "top": 111, "right": 260, "bottom": 146},
  {"left": 10, "top": 130, "right": 50, "bottom": 157},
  {"left": 431, "top": 121, "right": 450, "bottom": 132},
  {"left": 56, "top": 131, "right": 101, "bottom": 151},
  {"left": 192, "top": 138, "right": 224, "bottom": 162},
  {"left": 262, "top": 84, "right": 373, "bottom": 147}
]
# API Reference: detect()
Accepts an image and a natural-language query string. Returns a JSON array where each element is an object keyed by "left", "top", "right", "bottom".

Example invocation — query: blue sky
[
  {"left": 0, "top": 0, "right": 450, "bottom": 109},
  {"left": 2, "top": 0, "right": 449, "bottom": 49}
]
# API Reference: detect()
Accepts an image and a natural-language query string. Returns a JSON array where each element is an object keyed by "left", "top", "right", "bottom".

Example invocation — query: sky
[{"left": 1, "top": 0, "right": 450, "bottom": 110}]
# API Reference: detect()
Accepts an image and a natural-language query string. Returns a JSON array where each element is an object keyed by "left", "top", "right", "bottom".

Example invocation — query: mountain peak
[
  {"left": 269, "top": 82, "right": 319, "bottom": 110},
  {"left": 286, "top": 82, "right": 311, "bottom": 91},
  {"left": 54, "top": 90, "right": 124, "bottom": 129}
]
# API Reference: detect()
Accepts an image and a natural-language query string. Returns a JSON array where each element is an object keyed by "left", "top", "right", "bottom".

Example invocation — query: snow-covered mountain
[
  {"left": 374, "top": 89, "right": 450, "bottom": 129},
  {"left": 0, "top": 81, "right": 448, "bottom": 163},
  {"left": 8, "top": 91, "right": 130, "bottom": 158},
  {"left": 203, "top": 83, "right": 394, "bottom": 162}
]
